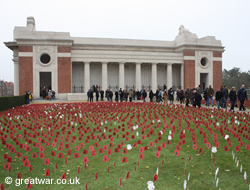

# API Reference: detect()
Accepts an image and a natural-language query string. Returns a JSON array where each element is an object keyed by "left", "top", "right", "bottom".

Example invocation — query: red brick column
[
  {"left": 19, "top": 46, "right": 33, "bottom": 94},
  {"left": 213, "top": 51, "right": 222, "bottom": 91},
  {"left": 183, "top": 50, "right": 195, "bottom": 89},
  {"left": 58, "top": 47, "right": 72, "bottom": 93}
]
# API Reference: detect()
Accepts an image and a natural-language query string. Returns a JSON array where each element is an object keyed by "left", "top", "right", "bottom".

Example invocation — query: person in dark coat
[
  {"left": 109, "top": 90, "right": 113, "bottom": 102},
  {"left": 168, "top": 88, "right": 174, "bottom": 104},
  {"left": 42, "top": 86, "right": 46, "bottom": 99},
  {"left": 136, "top": 90, "right": 141, "bottom": 100},
  {"left": 149, "top": 90, "right": 154, "bottom": 102},
  {"left": 237, "top": 85, "right": 248, "bottom": 111},
  {"left": 192, "top": 90, "right": 202, "bottom": 108},
  {"left": 100, "top": 89, "right": 104, "bottom": 101},
  {"left": 215, "top": 88, "right": 223, "bottom": 110},
  {"left": 155, "top": 89, "right": 159, "bottom": 103},
  {"left": 185, "top": 88, "right": 191, "bottom": 107},
  {"left": 203, "top": 87, "right": 209, "bottom": 106},
  {"left": 142, "top": 89, "right": 147, "bottom": 102},
  {"left": 105, "top": 89, "right": 109, "bottom": 101},
  {"left": 25, "top": 91, "right": 29, "bottom": 104},
  {"left": 222, "top": 85, "right": 229, "bottom": 109},
  {"left": 119, "top": 88, "right": 123, "bottom": 102},
  {"left": 96, "top": 90, "right": 99, "bottom": 102},
  {"left": 229, "top": 87, "right": 237, "bottom": 112},
  {"left": 115, "top": 90, "right": 119, "bottom": 102},
  {"left": 89, "top": 89, "right": 93, "bottom": 102},
  {"left": 179, "top": 89, "right": 184, "bottom": 104}
]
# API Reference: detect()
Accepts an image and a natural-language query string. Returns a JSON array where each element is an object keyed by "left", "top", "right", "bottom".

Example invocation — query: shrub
[{"left": 0, "top": 95, "right": 26, "bottom": 111}]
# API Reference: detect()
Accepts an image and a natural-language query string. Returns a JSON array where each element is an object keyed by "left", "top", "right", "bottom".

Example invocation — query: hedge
[{"left": 0, "top": 95, "right": 26, "bottom": 111}]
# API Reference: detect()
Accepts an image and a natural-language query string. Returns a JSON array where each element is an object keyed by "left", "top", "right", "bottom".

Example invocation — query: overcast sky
[{"left": 0, "top": 0, "right": 249, "bottom": 82}]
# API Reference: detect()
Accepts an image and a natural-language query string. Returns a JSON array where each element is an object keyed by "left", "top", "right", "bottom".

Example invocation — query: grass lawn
[{"left": 0, "top": 102, "right": 249, "bottom": 190}]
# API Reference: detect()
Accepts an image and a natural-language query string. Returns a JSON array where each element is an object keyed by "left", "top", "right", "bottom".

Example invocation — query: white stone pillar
[
  {"left": 14, "top": 62, "right": 19, "bottom": 96},
  {"left": 84, "top": 62, "right": 90, "bottom": 93},
  {"left": 151, "top": 63, "right": 157, "bottom": 91},
  {"left": 119, "top": 62, "right": 125, "bottom": 89},
  {"left": 180, "top": 63, "right": 184, "bottom": 89},
  {"left": 102, "top": 62, "right": 108, "bottom": 90},
  {"left": 13, "top": 48, "right": 19, "bottom": 95},
  {"left": 167, "top": 63, "right": 173, "bottom": 89},
  {"left": 136, "top": 62, "right": 141, "bottom": 90}
]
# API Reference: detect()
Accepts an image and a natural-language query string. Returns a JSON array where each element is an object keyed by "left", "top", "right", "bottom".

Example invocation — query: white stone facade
[{"left": 5, "top": 17, "right": 224, "bottom": 100}]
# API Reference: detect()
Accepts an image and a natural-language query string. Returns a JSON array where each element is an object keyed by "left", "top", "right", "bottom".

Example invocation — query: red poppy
[
  {"left": 235, "top": 145, "right": 240, "bottom": 152},
  {"left": 50, "top": 151, "right": 55, "bottom": 157},
  {"left": 224, "top": 146, "right": 229, "bottom": 151},
  {"left": 240, "top": 141, "right": 244, "bottom": 147},
  {"left": 77, "top": 166, "right": 80, "bottom": 174},
  {"left": 98, "top": 148, "right": 104, "bottom": 154},
  {"left": 4, "top": 163, "right": 10, "bottom": 170},
  {"left": 139, "top": 147, "right": 144, "bottom": 153},
  {"left": 55, "top": 163, "right": 58, "bottom": 170},
  {"left": 155, "top": 151, "right": 160, "bottom": 158},
  {"left": 22, "top": 156, "right": 27, "bottom": 162},
  {"left": 61, "top": 173, "right": 66, "bottom": 181},
  {"left": 228, "top": 141, "right": 232, "bottom": 147},
  {"left": 102, "top": 145, "right": 107, "bottom": 151},
  {"left": 82, "top": 149, "right": 88, "bottom": 154},
  {"left": 23, "top": 161, "right": 30, "bottom": 167},
  {"left": 17, "top": 172, "right": 21, "bottom": 179},
  {"left": 32, "top": 152, "right": 37, "bottom": 158},
  {"left": 154, "top": 139, "right": 159, "bottom": 144},
  {"left": 120, "top": 177, "right": 122, "bottom": 186},
  {"left": 65, "top": 157, "right": 68, "bottom": 164},
  {"left": 144, "top": 146, "right": 149, "bottom": 151},
  {"left": 95, "top": 172, "right": 98, "bottom": 180},
  {"left": 44, "top": 158, "right": 50, "bottom": 165},
  {"left": 122, "top": 148, "right": 128, "bottom": 154},
  {"left": 199, "top": 147, "right": 203, "bottom": 154},
  {"left": 126, "top": 171, "right": 130, "bottom": 179},
  {"left": 29, "top": 164, "right": 32, "bottom": 172},
  {"left": 52, "top": 142, "right": 57, "bottom": 147},
  {"left": 26, "top": 180, "right": 32, "bottom": 190},
  {"left": 162, "top": 143, "right": 166, "bottom": 148},
  {"left": 193, "top": 144, "right": 197, "bottom": 150},
  {"left": 3, "top": 154, "right": 8, "bottom": 160},
  {"left": 89, "top": 146, "right": 94, "bottom": 151},
  {"left": 45, "top": 169, "right": 50, "bottom": 177},
  {"left": 246, "top": 144, "right": 250, "bottom": 150},
  {"left": 58, "top": 153, "right": 63, "bottom": 159},
  {"left": 149, "top": 142, "right": 154, "bottom": 147},
  {"left": 103, "top": 155, "right": 109, "bottom": 162},
  {"left": 206, "top": 143, "right": 211, "bottom": 148},
  {"left": 58, "top": 146, "right": 63, "bottom": 151},
  {"left": 91, "top": 151, "right": 96, "bottom": 157},
  {"left": 157, "top": 146, "right": 162, "bottom": 151},
  {"left": 114, "top": 148, "right": 119, "bottom": 153},
  {"left": 109, "top": 143, "right": 113, "bottom": 147},
  {"left": 133, "top": 143, "right": 137, "bottom": 148},
  {"left": 137, "top": 140, "right": 142, "bottom": 144},
  {"left": 122, "top": 157, "right": 127, "bottom": 163},
  {"left": 74, "top": 153, "right": 80, "bottom": 159},
  {"left": 94, "top": 142, "right": 99, "bottom": 148},
  {"left": 139, "top": 153, "right": 144, "bottom": 160},
  {"left": 174, "top": 150, "right": 179, "bottom": 156},
  {"left": 83, "top": 157, "right": 89, "bottom": 163},
  {"left": 65, "top": 144, "right": 70, "bottom": 149},
  {"left": 39, "top": 152, "right": 45, "bottom": 159},
  {"left": 0, "top": 183, "right": 4, "bottom": 190},
  {"left": 153, "top": 174, "right": 158, "bottom": 182},
  {"left": 107, "top": 149, "right": 112, "bottom": 155},
  {"left": 167, "top": 140, "right": 171, "bottom": 145},
  {"left": 80, "top": 143, "right": 85, "bottom": 148}
]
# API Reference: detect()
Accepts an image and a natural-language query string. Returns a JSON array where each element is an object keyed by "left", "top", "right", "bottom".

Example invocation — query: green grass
[{"left": 0, "top": 102, "right": 249, "bottom": 190}]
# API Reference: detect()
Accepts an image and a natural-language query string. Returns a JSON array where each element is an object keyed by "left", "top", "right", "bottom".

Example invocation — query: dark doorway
[
  {"left": 40, "top": 72, "right": 51, "bottom": 97},
  {"left": 200, "top": 73, "right": 208, "bottom": 91}
]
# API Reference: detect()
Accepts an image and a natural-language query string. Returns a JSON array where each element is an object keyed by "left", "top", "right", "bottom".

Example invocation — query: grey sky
[{"left": 0, "top": 0, "right": 249, "bottom": 82}]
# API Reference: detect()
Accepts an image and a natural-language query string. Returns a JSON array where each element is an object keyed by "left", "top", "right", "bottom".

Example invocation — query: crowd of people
[{"left": 87, "top": 84, "right": 248, "bottom": 112}]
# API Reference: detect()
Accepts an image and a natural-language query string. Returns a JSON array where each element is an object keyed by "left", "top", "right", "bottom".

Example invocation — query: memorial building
[{"left": 5, "top": 17, "right": 224, "bottom": 100}]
